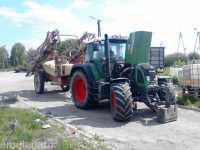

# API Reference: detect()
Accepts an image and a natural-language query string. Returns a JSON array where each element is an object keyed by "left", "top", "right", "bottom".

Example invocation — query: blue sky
[{"left": 0, "top": 0, "right": 200, "bottom": 54}]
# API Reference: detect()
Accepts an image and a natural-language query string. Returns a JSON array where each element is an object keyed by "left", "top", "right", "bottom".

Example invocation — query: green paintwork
[
  {"left": 135, "top": 65, "right": 148, "bottom": 90},
  {"left": 85, "top": 43, "right": 105, "bottom": 80},
  {"left": 85, "top": 31, "right": 152, "bottom": 83},
  {"left": 125, "top": 31, "right": 152, "bottom": 65},
  {"left": 89, "top": 63, "right": 104, "bottom": 80}
]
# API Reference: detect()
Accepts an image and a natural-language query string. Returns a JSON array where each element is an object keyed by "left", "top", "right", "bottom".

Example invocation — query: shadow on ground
[
  {"left": 39, "top": 101, "right": 160, "bottom": 128},
  {"left": 1, "top": 90, "right": 160, "bottom": 128},
  {"left": 0, "top": 90, "right": 67, "bottom": 102}
]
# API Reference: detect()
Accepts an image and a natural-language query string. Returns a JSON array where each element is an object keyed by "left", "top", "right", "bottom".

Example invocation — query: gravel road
[{"left": 1, "top": 71, "right": 200, "bottom": 150}]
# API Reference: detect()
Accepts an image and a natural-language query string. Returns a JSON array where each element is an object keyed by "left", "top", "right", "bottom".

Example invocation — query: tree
[
  {"left": 57, "top": 39, "right": 82, "bottom": 53},
  {"left": 188, "top": 52, "right": 200, "bottom": 60},
  {"left": 0, "top": 46, "right": 9, "bottom": 68},
  {"left": 10, "top": 43, "right": 26, "bottom": 66},
  {"left": 164, "top": 52, "right": 187, "bottom": 67}
]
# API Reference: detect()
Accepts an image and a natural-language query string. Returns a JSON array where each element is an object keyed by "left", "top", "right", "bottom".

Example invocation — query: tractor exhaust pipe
[{"left": 104, "top": 34, "right": 111, "bottom": 82}]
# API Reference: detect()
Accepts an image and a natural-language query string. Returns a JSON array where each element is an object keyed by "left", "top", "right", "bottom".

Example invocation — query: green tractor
[{"left": 70, "top": 31, "right": 177, "bottom": 123}]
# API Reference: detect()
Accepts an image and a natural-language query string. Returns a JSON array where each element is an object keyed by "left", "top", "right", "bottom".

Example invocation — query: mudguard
[{"left": 70, "top": 64, "right": 96, "bottom": 83}]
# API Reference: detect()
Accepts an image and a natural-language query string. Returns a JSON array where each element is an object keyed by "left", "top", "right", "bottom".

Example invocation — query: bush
[
  {"left": 172, "top": 77, "right": 179, "bottom": 85},
  {"left": 177, "top": 94, "right": 200, "bottom": 108}
]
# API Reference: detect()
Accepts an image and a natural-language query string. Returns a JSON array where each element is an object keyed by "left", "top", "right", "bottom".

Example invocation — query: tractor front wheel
[
  {"left": 71, "top": 71, "right": 93, "bottom": 109},
  {"left": 158, "top": 85, "right": 176, "bottom": 105},
  {"left": 111, "top": 82, "right": 134, "bottom": 122},
  {"left": 34, "top": 71, "right": 45, "bottom": 94}
]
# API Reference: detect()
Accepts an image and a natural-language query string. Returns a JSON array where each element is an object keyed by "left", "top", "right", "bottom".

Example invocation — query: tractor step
[{"left": 156, "top": 105, "right": 177, "bottom": 123}]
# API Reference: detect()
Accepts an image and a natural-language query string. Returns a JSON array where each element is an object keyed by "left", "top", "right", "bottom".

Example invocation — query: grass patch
[
  {"left": 177, "top": 94, "right": 200, "bottom": 108},
  {"left": 0, "top": 107, "right": 48, "bottom": 142},
  {"left": 0, "top": 107, "right": 108, "bottom": 150},
  {"left": 55, "top": 134, "right": 108, "bottom": 150}
]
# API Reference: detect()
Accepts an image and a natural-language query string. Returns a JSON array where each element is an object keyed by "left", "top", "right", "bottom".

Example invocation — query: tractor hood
[{"left": 125, "top": 31, "right": 152, "bottom": 65}]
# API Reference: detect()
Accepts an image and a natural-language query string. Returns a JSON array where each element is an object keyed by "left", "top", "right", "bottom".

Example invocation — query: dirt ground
[{"left": 1, "top": 71, "right": 200, "bottom": 150}]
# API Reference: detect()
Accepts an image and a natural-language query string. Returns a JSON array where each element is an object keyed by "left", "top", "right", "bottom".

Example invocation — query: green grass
[
  {"left": 0, "top": 107, "right": 44, "bottom": 142},
  {"left": 0, "top": 107, "right": 108, "bottom": 150},
  {"left": 0, "top": 107, "right": 66, "bottom": 149},
  {"left": 177, "top": 94, "right": 200, "bottom": 108},
  {"left": 55, "top": 135, "right": 108, "bottom": 150}
]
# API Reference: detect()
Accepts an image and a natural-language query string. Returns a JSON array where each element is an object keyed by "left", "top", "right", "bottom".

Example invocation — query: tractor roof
[
  {"left": 86, "top": 39, "right": 127, "bottom": 46},
  {"left": 109, "top": 38, "right": 127, "bottom": 43}
]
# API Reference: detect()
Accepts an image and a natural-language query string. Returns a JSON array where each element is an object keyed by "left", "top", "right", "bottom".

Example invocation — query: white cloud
[
  {"left": 20, "top": 39, "right": 43, "bottom": 50},
  {"left": 1, "top": 0, "right": 200, "bottom": 54},
  {"left": 102, "top": 0, "right": 200, "bottom": 54},
  {"left": 0, "top": 7, "right": 25, "bottom": 26},
  {"left": 0, "top": 1, "right": 89, "bottom": 49},
  {"left": 72, "top": 0, "right": 91, "bottom": 9}
]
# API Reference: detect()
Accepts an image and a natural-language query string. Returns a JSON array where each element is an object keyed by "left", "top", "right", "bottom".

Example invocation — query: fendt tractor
[{"left": 32, "top": 30, "right": 177, "bottom": 123}]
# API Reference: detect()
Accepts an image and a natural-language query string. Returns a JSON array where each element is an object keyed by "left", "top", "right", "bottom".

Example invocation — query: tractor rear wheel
[
  {"left": 111, "top": 82, "right": 133, "bottom": 122},
  {"left": 34, "top": 71, "right": 45, "bottom": 94},
  {"left": 71, "top": 71, "right": 94, "bottom": 109}
]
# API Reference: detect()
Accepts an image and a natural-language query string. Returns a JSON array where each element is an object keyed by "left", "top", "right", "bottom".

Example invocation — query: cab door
[{"left": 85, "top": 43, "right": 105, "bottom": 80}]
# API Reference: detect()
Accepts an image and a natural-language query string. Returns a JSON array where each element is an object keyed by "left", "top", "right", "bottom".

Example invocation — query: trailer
[
  {"left": 28, "top": 30, "right": 90, "bottom": 93},
  {"left": 149, "top": 47, "right": 165, "bottom": 69},
  {"left": 182, "top": 64, "right": 200, "bottom": 96}
]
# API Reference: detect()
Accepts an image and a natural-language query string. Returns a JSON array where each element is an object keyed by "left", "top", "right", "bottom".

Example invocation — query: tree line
[
  {"left": 164, "top": 52, "right": 200, "bottom": 67},
  {"left": 0, "top": 43, "right": 26, "bottom": 69},
  {"left": 1, "top": 42, "right": 200, "bottom": 69},
  {"left": 0, "top": 40, "right": 81, "bottom": 69}
]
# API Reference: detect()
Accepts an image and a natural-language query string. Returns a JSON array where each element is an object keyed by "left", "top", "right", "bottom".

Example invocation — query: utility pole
[
  {"left": 177, "top": 32, "right": 185, "bottom": 55},
  {"left": 89, "top": 16, "right": 102, "bottom": 38},
  {"left": 176, "top": 32, "right": 186, "bottom": 66},
  {"left": 193, "top": 28, "right": 200, "bottom": 63}
]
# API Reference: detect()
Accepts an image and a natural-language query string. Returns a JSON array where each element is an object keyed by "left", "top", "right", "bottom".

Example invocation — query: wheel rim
[
  {"left": 111, "top": 91, "right": 116, "bottom": 110},
  {"left": 73, "top": 75, "right": 87, "bottom": 103}
]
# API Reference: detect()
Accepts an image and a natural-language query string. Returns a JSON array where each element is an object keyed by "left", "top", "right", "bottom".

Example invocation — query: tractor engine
[{"left": 118, "top": 62, "right": 176, "bottom": 115}]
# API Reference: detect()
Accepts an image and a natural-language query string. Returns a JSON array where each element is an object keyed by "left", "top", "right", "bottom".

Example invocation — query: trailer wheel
[
  {"left": 71, "top": 71, "right": 94, "bottom": 109},
  {"left": 34, "top": 71, "right": 45, "bottom": 94},
  {"left": 111, "top": 82, "right": 133, "bottom": 122}
]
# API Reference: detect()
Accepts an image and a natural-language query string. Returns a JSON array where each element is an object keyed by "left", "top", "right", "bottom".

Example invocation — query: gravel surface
[{"left": 0, "top": 71, "right": 200, "bottom": 150}]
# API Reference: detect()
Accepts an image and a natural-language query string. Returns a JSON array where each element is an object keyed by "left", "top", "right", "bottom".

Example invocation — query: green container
[{"left": 125, "top": 31, "right": 152, "bottom": 65}]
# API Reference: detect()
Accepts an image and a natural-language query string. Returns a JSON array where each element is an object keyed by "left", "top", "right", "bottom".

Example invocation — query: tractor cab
[
  {"left": 85, "top": 38, "right": 127, "bottom": 62},
  {"left": 85, "top": 38, "right": 127, "bottom": 79}
]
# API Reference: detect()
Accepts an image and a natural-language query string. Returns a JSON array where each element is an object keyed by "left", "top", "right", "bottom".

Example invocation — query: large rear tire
[
  {"left": 71, "top": 71, "right": 94, "bottom": 109},
  {"left": 111, "top": 82, "right": 133, "bottom": 122},
  {"left": 34, "top": 71, "right": 45, "bottom": 94}
]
